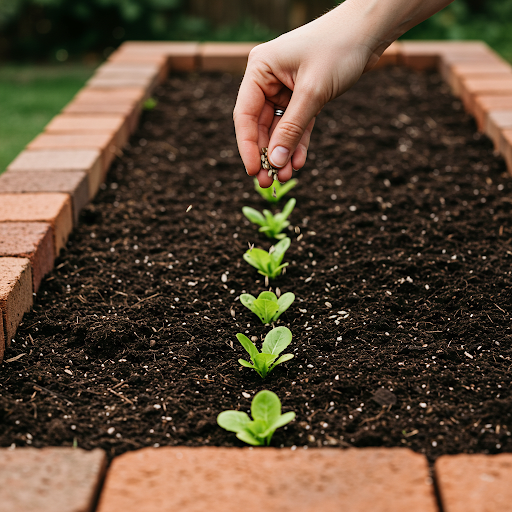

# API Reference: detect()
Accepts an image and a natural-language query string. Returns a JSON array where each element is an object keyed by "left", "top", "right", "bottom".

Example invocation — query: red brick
[
  {"left": 106, "top": 52, "right": 169, "bottom": 67},
  {"left": 485, "top": 110, "right": 512, "bottom": 150},
  {"left": 436, "top": 453, "right": 512, "bottom": 512},
  {"left": 449, "top": 63, "right": 512, "bottom": 96},
  {"left": 0, "top": 447, "right": 106, "bottom": 512},
  {"left": 0, "top": 170, "right": 89, "bottom": 224},
  {"left": 115, "top": 41, "right": 200, "bottom": 71},
  {"left": 0, "top": 223, "right": 54, "bottom": 292},
  {"left": 399, "top": 40, "right": 493, "bottom": 71},
  {"left": 502, "top": 129, "right": 512, "bottom": 176},
  {"left": 473, "top": 96, "right": 512, "bottom": 131},
  {"left": 94, "top": 62, "right": 168, "bottom": 85},
  {"left": 0, "top": 193, "right": 73, "bottom": 254},
  {"left": 87, "top": 74, "right": 156, "bottom": 91},
  {"left": 27, "top": 132, "right": 118, "bottom": 170},
  {"left": 96, "top": 447, "right": 437, "bottom": 512},
  {"left": 461, "top": 78, "right": 512, "bottom": 114},
  {"left": 0, "top": 257, "right": 32, "bottom": 346},
  {"left": 7, "top": 149, "right": 103, "bottom": 199},
  {"left": 372, "top": 41, "right": 401, "bottom": 69},
  {"left": 74, "top": 87, "right": 146, "bottom": 104},
  {"left": 200, "top": 42, "right": 259, "bottom": 73}
]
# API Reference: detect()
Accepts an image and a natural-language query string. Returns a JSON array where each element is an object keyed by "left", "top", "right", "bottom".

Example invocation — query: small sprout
[
  {"left": 240, "top": 290, "right": 295, "bottom": 324},
  {"left": 242, "top": 198, "right": 296, "bottom": 240},
  {"left": 254, "top": 178, "right": 298, "bottom": 203},
  {"left": 217, "top": 390, "right": 295, "bottom": 446},
  {"left": 237, "top": 326, "right": 294, "bottom": 378},
  {"left": 143, "top": 97, "right": 158, "bottom": 110},
  {"left": 243, "top": 237, "right": 291, "bottom": 280}
]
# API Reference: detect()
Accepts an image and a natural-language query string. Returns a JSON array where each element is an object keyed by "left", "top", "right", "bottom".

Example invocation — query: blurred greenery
[
  {"left": 402, "top": 0, "right": 512, "bottom": 62},
  {"left": 0, "top": 64, "right": 94, "bottom": 173}
]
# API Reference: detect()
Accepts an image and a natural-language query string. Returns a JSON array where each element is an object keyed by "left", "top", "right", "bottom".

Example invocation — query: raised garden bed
[{"left": 1, "top": 63, "right": 512, "bottom": 463}]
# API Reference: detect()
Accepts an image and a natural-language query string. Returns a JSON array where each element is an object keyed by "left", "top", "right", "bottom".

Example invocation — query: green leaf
[
  {"left": 236, "top": 429, "right": 263, "bottom": 446},
  {"left": 242, "top": 206, "right": 266, "bottom": 226},
  {"left": 217, "top": 410, "right": 251, "bottom": 433},
  {"left": 281, "top": 198, "right": 296, "bottom": 219},
  {"left": 269, "top": 353, "right": 294, "bottom": 372},
  {"left": 252, "top": 298, "right": 279, "bottom": 323},
  {"left": 243, "top": 248, "right": 270, "bottom": 274},
  {"left": 236, "top": 333, "right": 259, "bottom": 361},
  {"left": 240, "top": 293, "right": 256, "bottom": 313},
  {"left": 270, "top": 411, "right": 296, "bottom": 430},
  {"left": 274, "top": 292, "right": 295, "bottom": 321},
  {"left": 238, "top": 359, "right": 255, "bottom": 368},
  {"left": 270, "top": 237, "right": 291, "bottom": 267},
  {"left": 258, "top": 291, "right": 277, "bottom": 302},
  {"left": 275, "top": 179, "right": 298, "bottom": 200},
  {"left": 245, "top": 419, "right": 269, "bottom": 438},
  {"left": 262, "top": 326, "right": 292, "bottom": 355},
  {"left": 251, "top": 390, "right": 281, "bottom": 426},
  {"left": 253, "top": 353, "right": 277, "bottom": 378}
]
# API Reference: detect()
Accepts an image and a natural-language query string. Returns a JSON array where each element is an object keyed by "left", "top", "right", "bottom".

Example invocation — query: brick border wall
[{"left": 1, "top": 40, "right": 512, "bottom": 511}]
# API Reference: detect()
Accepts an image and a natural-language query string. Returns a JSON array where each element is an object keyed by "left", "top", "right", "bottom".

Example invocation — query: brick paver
[
  {"left": 473, "top": 96, "right": 512, "bottom": 131},
  {"left": 449, "top": 63, "right": 512, "bottom": 96},
  {"left": 0, "top": 223, "right": 54, "bottom": 291},
  {"left": 461, "top": 78, "right": 512, "bottom": 114},
  {"left": 7, "top": 149, "right": 103, "bottom": 198},
  {"left": 0, "top": 257, "right": 32, "bottom": 345},
  {"left": 200, "top": 42, "right": 259, "bottom": 73},
  {"left": 485, "top": 110, "right": 512, "bottom": 151},
  {"left": 0, "top": 447, "right": 106, "bottom": 512},
  {"left": 74, "top": 87, "right": 147, "bottom": 104},
  {"left": 0, "top": 170, "right": 89, "bottom": 224},
  {"left": 0, "top": 193, "right": 73, "bottom": 254},
  {"left": 86, "top": 74, "right": 156, "bottom": 90},
  {"left": 436, "top": 453, "right": 512, "bottom": 512},
  {"left": 0, "top": 311, "right": 4, "bottom": 362},
  {"left": 502, "top": 129, "right": 512, "bottom": 175},
  {"left": 96, "top": 447, "right": 437, "bottom": 512}
]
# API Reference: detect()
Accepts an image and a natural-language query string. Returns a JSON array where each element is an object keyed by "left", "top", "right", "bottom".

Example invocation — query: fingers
[
  {"left": 233, "top": 74, "right": 267, "bottom": 176},
  {"left": 291, "top": 116, "right": 316, "bottom": 171},
  {"left": 267, "top": 83, "right": 323, "bottom": 170}
]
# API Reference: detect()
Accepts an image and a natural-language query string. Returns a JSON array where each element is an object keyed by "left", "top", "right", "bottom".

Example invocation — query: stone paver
[
  {"left": 0, "top": 170, "right": 89, "bottom": 224},
  {"left": 473, "top": 96, "right": 512, "bottom": 131},
  {"left": 0, "top": 447, "right": 107, "bottom": 512},
  {"left": 7, "top": 149, "right": 103, "bottom": 198},
  {"left": 200, "top": 42, "right": 259, "bottom": 73},
  {"left": 96, "top": 447, "right": 438, "bottom": 512},
  {"left": 0, "top": 223, "right": 54, "bottom": 292},
  {"left": 436, "top": 453, "right": 512, "bottom": 512},
  {"left": 0, "top": 193, "right": 73, "bottom": 254},
  {"left": 0, "top": 257, "right": 32, "bottom": 345}
]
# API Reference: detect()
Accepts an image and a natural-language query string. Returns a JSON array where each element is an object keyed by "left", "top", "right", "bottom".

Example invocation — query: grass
[{"left": 0, "top": 64, "right": 94, "bottom": 174}]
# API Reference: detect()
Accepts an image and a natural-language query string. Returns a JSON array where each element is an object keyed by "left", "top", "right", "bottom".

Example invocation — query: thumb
[{"left": 268, "top": 85, "right": 322, "bottom": 169}]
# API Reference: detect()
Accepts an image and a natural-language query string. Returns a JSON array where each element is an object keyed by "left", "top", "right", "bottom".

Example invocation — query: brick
[
  {"left": 0, "top": 193, "right": 73, "bottom": 254},
  {"left": 7, "top": 149, "right": 103, "bottom": 199},
  {"left": 74, "top": 87, "right": 147, "bottom": 104},
  {"left": 0, "top": 447, "right": 106, "bottom": 512},
  {"left": 372, "top": 41, "right": 401, "bottom": 69},
  {"left": 485, "top": 110, "right": 512, "bottom": 151},
  {"left": 0, "top": 223, "right": 54, "bottom": 292},
  {"left": 473, "top": 96, "right": 512, "bottom": 131},
  {"left": 0, "top": 257, "right": 32, "bottom": 345},
  {"left": 461, "top": 78, "right": 512, "bottom": 114},
  {"left": 439, "top": 52, "right": 506, "bottom": 84},
  {"left": 115, "top": 41, "right": 200, "bottom": 71},
  {"left": 106, "top": 52, "right": 169, "bottom": 67},
  {"left": 96, "top": 447, "right": 437, "bottom": 512},
  {"left": 200, "top": 42, "right": 259, "bottom": 73},
  {"left": 86, "top": 74, "right": 155, "bottom": 90},
  {"left": 0, "top": 170, "right": 89, "bottom": 224},
  {"left": 399, "top": 40, "right": 493, "bottom": 71},
  {"left": 436, "top": 453, "right": 512, "bottom": 512},
  {"left": 449, "top": 63, "right": 512, "bottom": 96},
  {"left": 93, "top": 62, "right": 168, "bottom": 85},
  {"left": 502, "top": 129, "right": 512, "bottom": 176},
  {"left": 27, "top": 132, "right": 118, "bottom": 170}
]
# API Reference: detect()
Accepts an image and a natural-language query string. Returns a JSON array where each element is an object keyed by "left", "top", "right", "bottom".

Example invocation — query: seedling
[
  {"left": 240, "top": 290, "right": 295, "bottom": 324},
  {"left": 254, "top": 178, "right": 298, "bottom": 203},
  {"left": 242, "top": 198, "right": 296, "bottom": 240},
  {"left": 237, "top": 326, "right": 294, "bottom": 378},
  {"left": 217, "top": 390, "right": 295, "bottom": 446},
  {"left": 244, "top": 237, "right": 290, "bottom": 281},
  {"left": 143, "top": 97, "right": 158, "bottom": 110}
]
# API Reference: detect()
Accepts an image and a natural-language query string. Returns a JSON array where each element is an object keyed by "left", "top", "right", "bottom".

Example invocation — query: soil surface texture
[{"left": 1, "top": 67, "right": 512, "bottom": 462}]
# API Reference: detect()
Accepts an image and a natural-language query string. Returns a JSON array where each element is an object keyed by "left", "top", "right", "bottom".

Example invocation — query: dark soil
[{"left": 2, "top": 67, "right": 512, "bottom": 462}]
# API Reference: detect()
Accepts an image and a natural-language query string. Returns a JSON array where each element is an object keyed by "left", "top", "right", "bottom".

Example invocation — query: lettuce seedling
[
  {"left": 254, "top": 178, "right": 298, "bottom": 203},
  {"left": 244, "top": 237, "right": 290, "bottom": 280},
  {"left": 217, "top": 390, "right": 295, "bottom": 446},
  {"left": 242, "top": 198, "right": 296, "bottom": 240},
  {"left": 240, "top": 291, "right": 295, "bottom": 324},
  {"left": 237, "top": 326, "right": 294, "bottom": 378}
]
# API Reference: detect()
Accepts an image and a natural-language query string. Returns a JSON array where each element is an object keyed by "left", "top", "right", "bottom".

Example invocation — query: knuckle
[{"left": 277, "top": 120, "right": 304, "bottom": 143}]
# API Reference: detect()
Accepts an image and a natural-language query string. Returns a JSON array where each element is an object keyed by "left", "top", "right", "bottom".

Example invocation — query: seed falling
[
  {"left": 186, "top": 205, "right": 193, "bottom": 212},
  {"left": 261, "top": 147, "right": 278, "bottom": 198}
]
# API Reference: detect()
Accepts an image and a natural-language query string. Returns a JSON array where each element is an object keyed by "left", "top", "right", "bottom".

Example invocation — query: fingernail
[{"left": 269, "top": 146, "right": 289, "bottom": 168}]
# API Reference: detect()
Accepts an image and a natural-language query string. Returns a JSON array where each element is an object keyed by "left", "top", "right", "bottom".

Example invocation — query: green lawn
[{"left": 0, "top": 64, "right": 94, "bottom": 173}]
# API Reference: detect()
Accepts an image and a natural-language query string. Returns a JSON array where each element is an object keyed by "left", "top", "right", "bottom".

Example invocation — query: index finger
[{"left": 233, "top": 73, "right": 267, "bottom": 176}]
